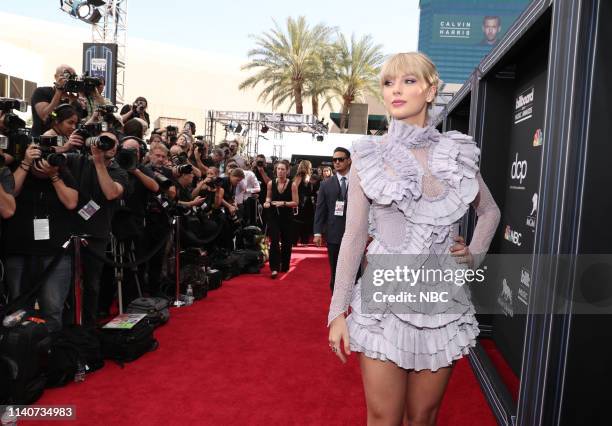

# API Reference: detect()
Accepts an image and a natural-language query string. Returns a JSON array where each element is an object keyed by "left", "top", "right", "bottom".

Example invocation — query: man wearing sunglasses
[{"left": 313, "top": 147, "right": 352, "bottom": 292}]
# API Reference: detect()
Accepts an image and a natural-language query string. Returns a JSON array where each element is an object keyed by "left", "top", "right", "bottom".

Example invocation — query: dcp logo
[{"left": 511, "top": 153, "right": 528, "bottom": 184}]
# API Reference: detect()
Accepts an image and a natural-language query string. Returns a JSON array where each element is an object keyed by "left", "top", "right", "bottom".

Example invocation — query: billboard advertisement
[
  {"left": 82, "top": 43, "right": 118, "bottom": 104},
  {"left": 418, "top": 1, "right": 530, "bottom": 84}
]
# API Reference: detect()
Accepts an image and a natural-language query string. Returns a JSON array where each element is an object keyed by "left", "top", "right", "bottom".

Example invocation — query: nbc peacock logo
[{"left": 533, "top": 128, "right": 543, "bottom": 147}]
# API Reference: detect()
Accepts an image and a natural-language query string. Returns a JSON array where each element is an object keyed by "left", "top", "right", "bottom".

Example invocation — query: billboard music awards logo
[
  {"left": 526, "top": 192, "right": 538, "bottom": 230},
  {"left": 510, "top": 152, "right": 527, "bottom": 190},
  {"left": 498, "top": 278, "right": 514, "bottom": 316},
  {"left": 514, "top": 87, "right": 534, "bottom": 124},
  {"left": 533, "top": 128, "right": 543, "bottom": 147},
  {"left": 504, "top": 225, "right": 522, "bottom": 247}
]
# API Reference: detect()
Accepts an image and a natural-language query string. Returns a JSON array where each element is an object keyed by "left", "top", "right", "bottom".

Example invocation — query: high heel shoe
[{"left": 271, "top": 271, "right": 278, "bottom": 279}]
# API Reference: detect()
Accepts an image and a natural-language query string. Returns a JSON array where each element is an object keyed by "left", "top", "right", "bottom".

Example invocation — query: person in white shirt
[{"left": 233, "top": 162, "right": 261, "bottom": 226}]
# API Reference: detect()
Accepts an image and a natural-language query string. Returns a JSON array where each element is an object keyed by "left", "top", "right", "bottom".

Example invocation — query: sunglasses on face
[{"left": 332, "top": 157, "right": 347, "bottom": 163}]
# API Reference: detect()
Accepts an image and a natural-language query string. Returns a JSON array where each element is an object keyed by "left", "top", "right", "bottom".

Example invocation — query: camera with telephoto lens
[
  {"left": 152, "top": 170, "right": 173, "bottom": 190},
  {"left": 176, "top": 163, "right": 193, "bottom": 175},
  {"left": 132, "top": 100, "right": 146, "bottom": 114},
  {"left": 62, "top": 72, "right": 102, "bottom": 95},
  {"left": 97, "top": 104, "right": 118, "bottom": 122},
  {"left": 115, "top": 147, "right": 138, "bottom": 170},
  {"left": 75, "top": 122, "right": 115, "bottom": 151},
  {"left": 31, "top": 135, "right": 67, "bottom": 167}
]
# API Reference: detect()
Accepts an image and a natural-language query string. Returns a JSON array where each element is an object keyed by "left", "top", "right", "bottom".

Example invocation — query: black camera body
[
  {"left": 97, "top": 104, "right": 118, "bottom": 122},
  {"left": 176, "top": 163, "right": 193, "bottom": 175},
  {"left": 75, "top": 123, "right": 115, "bottom": 151},
  {"left": 63, "top": 73, "right": 101, "bottom": 95},
  {"left": 153, "top": 169, "right": 173, "bottom": 190},
  {"left": 32, "top": 135, "right": 67, "bottom": 167},
  {"left": 0, "top": 98, "right": 27, "bottom": 132},
  {"left": 116, "top": 147, "right": 138, "bottom": 171}
]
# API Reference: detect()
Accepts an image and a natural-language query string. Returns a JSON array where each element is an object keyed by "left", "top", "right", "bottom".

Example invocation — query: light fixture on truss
[{"left": 60, "top": 0, "right": 106, "bottom": 24}]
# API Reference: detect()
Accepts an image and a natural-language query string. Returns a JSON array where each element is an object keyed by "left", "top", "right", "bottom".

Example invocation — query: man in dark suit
[{"left": 313, "top": 147, "right": 352, "bottom": 292}]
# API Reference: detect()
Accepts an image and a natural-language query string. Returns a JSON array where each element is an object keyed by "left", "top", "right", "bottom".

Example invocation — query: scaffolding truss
[
  {"left": 205, "top": 111, "right": 329, "bottom": 157},
  {"left": 91, "top": 0, "right": 128, "bottom": 105}
]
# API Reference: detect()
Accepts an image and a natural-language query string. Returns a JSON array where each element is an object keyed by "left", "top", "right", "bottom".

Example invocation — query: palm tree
[
  {"left": 303, "top": 43, "right": 337, "bottom": 117},
  {"left": 239, "top": 17, "right": 334, "bottom": 114},
  {"left": 329, "top": 33, "right": 385, "bottom": 131}
]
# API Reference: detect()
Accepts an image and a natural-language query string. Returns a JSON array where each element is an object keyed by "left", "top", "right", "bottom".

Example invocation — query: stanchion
[
  {"left": 173, "top": 215, "right": 184, "bottom": 307},
  {"left": 71, "top": 235, "right": 84, "bottom": 325}
]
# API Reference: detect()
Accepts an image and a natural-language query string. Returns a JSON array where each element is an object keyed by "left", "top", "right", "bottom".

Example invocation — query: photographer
[
  {"left": 170, "top": 144, "right": 202, "bottom": 179},
  {"left": 228, "top": 139, "right": 246, "bottom": 168},
  {"left": 123, "top": 118, "right": 147, "bottom": 140},
  {"left": 120, "top": 96, "right": 150, "bottom": 127},
  {"left": 235, "top": 164, "right": 260, "bottom": 227},
  {"left": 3, "top": 138, "right": 79, "bottom": 331},
  {"left": 253, "top": 154, "right": 272, "bottom": 209},
  {"left": 0, "top": 110, "right": 16, "bottom": 219},
  {"left": 102, "top": 136, "right": 159, "bottom": 310},
  {"left": 218, "top": 163, "right": 245, "bottom": 250},
  {"left": 143, "top": 142, "right": 176, "bottom": 296},
  {"left": 64, "top": 130, "right": 129, "bottom": 326},
  {"left": 30, "top": 64, "right": 79, "bottom": 137}
]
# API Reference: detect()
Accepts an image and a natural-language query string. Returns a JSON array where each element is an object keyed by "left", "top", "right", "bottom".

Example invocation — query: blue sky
[{"left": 0, "top": 0, "right": 420, "bottom": 58}]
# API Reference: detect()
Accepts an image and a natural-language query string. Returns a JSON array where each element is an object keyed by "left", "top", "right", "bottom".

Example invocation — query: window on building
[
  {"left": 9, "top": 76, "right": 24, "bottom": 100},
  {"left": 0, "top": 74, "right": 7, "bottom": 97},
  {"left": 24, "top": 80, "right": 37, "bottom": 105}
]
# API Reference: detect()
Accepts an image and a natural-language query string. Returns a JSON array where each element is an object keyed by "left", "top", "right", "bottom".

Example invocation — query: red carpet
[{"left": 28, "top": 246, "right": 496, "bottom": 426}]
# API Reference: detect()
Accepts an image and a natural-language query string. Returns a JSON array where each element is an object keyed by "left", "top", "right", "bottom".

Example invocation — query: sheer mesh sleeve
[
  {"left": 327, "top": 165, "right": 370, "bottom": 326},
  {"left": 468, "top": 173, "right": 501, "bottom": 268}
]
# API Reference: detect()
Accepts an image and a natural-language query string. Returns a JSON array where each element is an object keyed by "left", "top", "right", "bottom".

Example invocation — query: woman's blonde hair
[
  {"left": 297, "top": 160, "right": 312, "bottom": 176},
  {"left": 380, "top": 52, "right": 441, "bottom": 95}
]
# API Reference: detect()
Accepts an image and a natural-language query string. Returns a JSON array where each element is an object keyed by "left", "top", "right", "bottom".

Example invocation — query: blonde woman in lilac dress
[{"left": 328, "top": 52, "right": 500, "bottom": 426}]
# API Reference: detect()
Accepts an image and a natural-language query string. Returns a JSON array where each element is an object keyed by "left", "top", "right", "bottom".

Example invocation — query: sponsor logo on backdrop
[
  {"left": 518, "top": 286, "right": 529, "bottom": 305},
  {"left": 504, "top": 225, "right": 522, "bottom": 247},
  {"left": 514, "top": 87, "right": 534, "bottom": 124},
  {"left": 438, "top": 19, "right": 472, "bottom": 39},
  {"left": 510, "top": 153, "right": 528, "bottom": 190},
  {"left": 498, "top": 278, "right": 514, "bottom": 316},
  {"left": 521, "top": 268, "right": 531, "bottom": 288},
  {"left": 526, "top": 192, "right": 538, "bottom": 229},
  {"left": 533, "top": 128, "right": 543, "bottom": 147}
]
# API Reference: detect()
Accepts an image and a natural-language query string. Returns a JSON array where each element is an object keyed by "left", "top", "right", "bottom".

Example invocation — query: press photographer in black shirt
[
  {"left": 0, "top": 110, "right": 16, "bottom": 219},
  {"left": 102, "top": 136, "right": 159, "bottom": 310},
  {"left": 120, "top": 96, "right": 150, "bottom": 127},
  {"left": 3, "top": 140, "right": 79, "bottom": 331},
  {"left": 64, "top": 130, "right": 129, "bottom": 326},
  {"left": 30, "top": 64, "right": 78, "bottom": 137}
]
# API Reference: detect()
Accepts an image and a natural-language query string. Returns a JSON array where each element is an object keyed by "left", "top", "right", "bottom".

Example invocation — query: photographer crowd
[{"left": 0, "top": 63, "right": 344, "bottom": 335}]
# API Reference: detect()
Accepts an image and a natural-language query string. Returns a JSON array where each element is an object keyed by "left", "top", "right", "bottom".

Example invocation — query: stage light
[
  {"left": 60, "top": 0, "right": 104, "bottom": 24},
  {"left": 316, "top": 135, "right": 324, "bottom": 142},
  {"left": 261, "top": 124, "right": 269, "bottom": 134},
  {"left": 235, "top": 123, "right": 243, "bottom": 134}
]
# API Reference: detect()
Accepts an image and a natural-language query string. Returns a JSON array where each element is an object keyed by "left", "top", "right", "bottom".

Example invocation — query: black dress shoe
[{"left": 271, "top": 271, "right": 278, "bottom": 279}]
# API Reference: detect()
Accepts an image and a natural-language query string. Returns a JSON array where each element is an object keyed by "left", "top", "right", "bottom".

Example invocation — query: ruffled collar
[{"left": 387, "top": 119, "right": 440, "bottom": 149}]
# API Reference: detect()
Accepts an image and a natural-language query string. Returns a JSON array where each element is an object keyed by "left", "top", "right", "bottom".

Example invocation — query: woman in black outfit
[
  {"left": 293, "top": 160, "right": 314, "bottom": 245},
  {"left": 263, "top": 160, "right": 298, "bottom": 279}
]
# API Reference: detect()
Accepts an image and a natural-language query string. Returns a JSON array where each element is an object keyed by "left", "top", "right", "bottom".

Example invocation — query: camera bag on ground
[
  {"left": 0, "top": 248, "right": 69, "bottom": 404},
  {"left": 126, "top": 297, "right": 170, "bottom": 327},
  {"left": 210, "top": 249, "right": 242, "bottom": 280},
  {"left": 206, "top": 268, "right": 223, "bottom": 290},
  {"left": 0, "top": 315, "right": 51, "bottom": 404},
  {"left": 97, "top": 318, "right": 158, "bottom": 363},
  {"left": 180, "top": 265, "right": 208, "bottom": 300},
  {"left": 232, "top": 249, "right": 265, "bottom": 274},
  {"left": 46, "top": 325, "right": 104, "bottom": 387}
]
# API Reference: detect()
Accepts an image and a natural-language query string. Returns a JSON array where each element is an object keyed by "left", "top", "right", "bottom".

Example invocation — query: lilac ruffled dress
[{"left": 328, "top": 119, "right": 500, "bottom": 372}]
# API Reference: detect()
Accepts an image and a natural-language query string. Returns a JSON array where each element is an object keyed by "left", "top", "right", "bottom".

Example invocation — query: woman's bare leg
[
  {"left": 360, "top": 354, "right": 408, "bottom": 426},
  {"left": 404, "top": 365, "right": 454, "bottom": 426}
]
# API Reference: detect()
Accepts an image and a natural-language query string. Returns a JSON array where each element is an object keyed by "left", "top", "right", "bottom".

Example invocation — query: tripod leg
[{"left": 129, "top": 241, "right": 143, "bottom": 299}]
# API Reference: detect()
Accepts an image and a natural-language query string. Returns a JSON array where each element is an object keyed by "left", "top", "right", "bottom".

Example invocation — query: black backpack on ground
[
  {"left": 0, "top": 317, "right": 51, "bottom": 404},
  {"left": 180, "top": 264, "right": 208, "bottom": 300},
  {"left": 233, "top": 249, "right": 265, "bottom": 274},
  {"left": 46, "top": 325, "right": 104, "bottom": 387},
  {"left": 126, "top": 297, "right": 170, "bottom": 328},
  {"left": 97, "top": 319, "right": 158, "bottom": 363},
  {"left": 206, "top": 268, "right": 223, "bottom": 290}
]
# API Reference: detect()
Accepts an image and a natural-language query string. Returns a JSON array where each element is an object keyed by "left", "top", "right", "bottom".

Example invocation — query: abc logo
[
  {"left": 511, "top": 153, "right": 528, "bottom": 184},
  {"left": 504, "top": 225, "right": 522, "bottom": 247}
]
